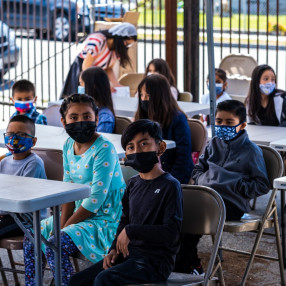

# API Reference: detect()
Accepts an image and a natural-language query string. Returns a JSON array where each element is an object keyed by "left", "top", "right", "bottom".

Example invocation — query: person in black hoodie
[{"left": 69, "top": 119, "right": 183, "bottom": 286}]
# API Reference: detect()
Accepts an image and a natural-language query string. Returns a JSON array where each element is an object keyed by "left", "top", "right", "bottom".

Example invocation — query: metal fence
[{"left": 0, "top": 0, "right": 286, "bottom": 122}]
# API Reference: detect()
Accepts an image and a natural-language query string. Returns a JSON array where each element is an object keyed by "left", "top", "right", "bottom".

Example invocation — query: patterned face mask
[
  {"left": 214, "top": 122, "right": 244, "bottom": 141},
  {"left": 4, "top": 133, "right": 34, "bottom": 154},
  {"left": 259, "top": 82, "right": 276, "bottom": 95},
  {"left": 14, "top": 100, "right": 34, "bottom": 113}
]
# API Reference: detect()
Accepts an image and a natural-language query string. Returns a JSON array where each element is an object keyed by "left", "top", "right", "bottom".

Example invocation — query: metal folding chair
[
  {"left": 114, "top": 116, "right": 132, "bottom": 135},
  {"left": 220, "top": 145, "right": 285, "bottom": 286},
  {"left": 127, "top": 185, "right": 226, "bottom": 286}
]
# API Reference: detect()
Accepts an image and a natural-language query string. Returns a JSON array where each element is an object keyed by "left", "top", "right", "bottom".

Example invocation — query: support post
[
  {"left": 184, "top": 0, "right": 200, "bottom": 101},
  {"left": 165, "top": 0, "right": 177, "bottom": 81}
]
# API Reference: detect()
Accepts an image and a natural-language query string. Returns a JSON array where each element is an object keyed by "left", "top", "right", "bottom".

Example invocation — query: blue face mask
[
  {"left": 4, "top": 133, "right": 34, "bottom": 154},
  {"left": 207, "top": 83, "right": 224, "bottom": 95},
  {"left": 259, "top": 82, "right": 276, "bottom": 95},
  {"left": 215, "top": 122, "right": 244, "bottom": 141},
  {"left": 77, "top": 86, "right": 85, "bottom": 94}
]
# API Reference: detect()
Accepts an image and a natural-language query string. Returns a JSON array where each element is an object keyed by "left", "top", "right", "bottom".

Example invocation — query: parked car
[
  {"left": 0, "top": 20, "right": 20, "bottom": 78},
  {"left": 0, "top": 0, "right": 90, "bottom": 41},
  {"left": 78, "top": 0, "right": 126, "bottom": 21},
  {"left": 0, "top": 0, "right": 127, "bottom": 42}
]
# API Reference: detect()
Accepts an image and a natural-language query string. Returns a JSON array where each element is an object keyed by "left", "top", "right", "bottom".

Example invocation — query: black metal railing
[{"left": 0, "top": 0, "right": 285, "bottom": 122}]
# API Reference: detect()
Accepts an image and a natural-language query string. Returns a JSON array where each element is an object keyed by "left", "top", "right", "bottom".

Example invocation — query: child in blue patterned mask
[
  {"left": 10, "top": 79, "right": 47, "bottom": 125},
  {"left": 0, "top": 115, "right": 47, "bottom": 237},
  {"left": 176, "top": 100, "right": 269, "bottom": 275},
  {"left": 245, "top": 64, "right": 286, "bottom": 126}
]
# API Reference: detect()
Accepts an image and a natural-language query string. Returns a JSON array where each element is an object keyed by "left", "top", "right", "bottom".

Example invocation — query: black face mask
[
  {"left": 141, "top": 100, "right": 149, "bottom": 113},
  {"left": 65, "top": 121, "right": 96, "bottom": 143},
  {"left": 124, "top": 151, "right": 159, "bottom": 173}
]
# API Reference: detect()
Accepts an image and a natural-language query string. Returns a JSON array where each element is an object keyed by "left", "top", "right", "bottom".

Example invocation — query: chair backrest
[
  {"left": 178, "top": 91, "right": 193, "bottom": 102},
  {"left": 33, "top": 148, "right": 63, "bottom": 181},
  {"left": 219, "top": 53, "right": 257, "bottom": 78},
  {"left": 219, "top": 54, "right": 257, "bottom": 97},
  {"left": 114, "top": 116, "right": 132, "bottom": 135},
  {"left": 118, "top": 73, "right": 145, "bottom": 97},
  {"left": 120, "top": 164, "right": 138, "bottom": 184},
  {"left": 43, "top": 105, "right": 62, "bottom": 127},
  {"left": 259, "top": 145, "right": 284, "bottom": 189},
  {"left": 230, "top": 94, "right": 247, "bottom": 104},
  {"left": 181, "top": 185, "right": 226, "bottom": 285},
  {"left": 187, "top": 119, "right": 207, "bottom": 154}
]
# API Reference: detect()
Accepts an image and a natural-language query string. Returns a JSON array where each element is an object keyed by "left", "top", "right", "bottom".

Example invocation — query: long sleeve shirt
[
  {"left": 111, "top": 172, "right": 183, "bottom": 279},
  {"left": 192, "top": 130, "right": 270, "bottom": 214}
]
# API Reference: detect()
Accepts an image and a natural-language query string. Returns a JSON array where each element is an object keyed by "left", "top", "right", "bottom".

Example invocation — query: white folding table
[
  {"left": 0, "top": 174, "right": 90, "bottom": 286},
  {"left": 0, "top": 124, "right": 176, "bottom": 155},
  {"left": 48, "top": 98, "right": 210, "bottom": 118}
]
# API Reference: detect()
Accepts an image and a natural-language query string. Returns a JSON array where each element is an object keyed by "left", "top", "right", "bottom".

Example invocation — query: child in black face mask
[
  {"left": 69, "top": 119, "right": 183, "bottom": 286},
  {"left": 23, "top": 93, "right": 126, "bottom": 286}
]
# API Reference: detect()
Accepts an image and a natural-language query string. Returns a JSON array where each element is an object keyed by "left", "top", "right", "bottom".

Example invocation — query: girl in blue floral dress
[{"left": 24, "top": 94, "right": 126, "bottom": 286}]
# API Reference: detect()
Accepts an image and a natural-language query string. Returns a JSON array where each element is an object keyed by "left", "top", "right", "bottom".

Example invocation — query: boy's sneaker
[{"left": 190, "top": 265, "right": 205, "bottom": 276}]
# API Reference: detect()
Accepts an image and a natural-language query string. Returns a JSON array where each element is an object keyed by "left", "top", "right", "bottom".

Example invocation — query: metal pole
[
  {"left": 206, "top": 0, "right": 216, "bottom": 137},
  {"left": 33, "top": 210, "right": 43, "bottom": 286},
  {"left": 90, "top": 0, "right": 95, "bottom": 33},
  {"left": 53, "top": 205, "right": 62, "bottom": 286}
]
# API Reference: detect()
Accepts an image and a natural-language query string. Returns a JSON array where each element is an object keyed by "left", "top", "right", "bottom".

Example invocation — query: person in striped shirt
[{"left": 61, "top": 23, "right": 137, "bottom": 98}]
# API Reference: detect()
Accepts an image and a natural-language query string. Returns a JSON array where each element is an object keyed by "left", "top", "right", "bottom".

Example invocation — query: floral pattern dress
[{"left": 40, "top": 135, "right": 126, "bottom": 263}]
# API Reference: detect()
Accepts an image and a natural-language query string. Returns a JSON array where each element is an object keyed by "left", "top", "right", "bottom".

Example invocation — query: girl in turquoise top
[{"left": 23, "top": 94, "right": 125, "bottom": 286}]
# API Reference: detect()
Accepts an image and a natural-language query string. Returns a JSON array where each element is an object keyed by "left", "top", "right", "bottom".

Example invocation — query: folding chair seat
[
  {"left": 220, "top": 145, "right": 285, "bottom": 286},
  {"left": 127, "top": 185, "right": 226, "bottom": 286}
]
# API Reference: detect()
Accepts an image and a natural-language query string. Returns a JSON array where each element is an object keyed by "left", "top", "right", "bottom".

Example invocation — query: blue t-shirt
[{"left": 97, "top": 107, "right": 115, "bottom": 133}]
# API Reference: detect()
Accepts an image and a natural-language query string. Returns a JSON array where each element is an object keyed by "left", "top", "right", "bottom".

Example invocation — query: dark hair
[
  {"left": 60, "top": 93, "right": 98, "bottom": 120},
  {"left": 100, "top": 30, "right": 137, "bottom": 68},
  {"left": 216, "top": 100, "right": 246, "bottom": 123},
  {"left": 145, "top": 58, "right": 177, "bottom": 88},
  {"left": 12, "top": 79, "right": 35, "bottom": 98},
  {"left": 207, "top": 68, "right": 227, "bottom": 82},
  {"left": 81, "top": 67, "right": 115, "bottom": 116},
  {"left": 134, "top": 74, "right": 186, "bottom": 128},
  {"left": 245, "top": 64, "right": 276, "bottom": 124},
  {"left": 8, "top": 115, "right": 35, "bottom": 136},
  {"left": 121, "top": 119, "right": 162, "bottom": 150}
]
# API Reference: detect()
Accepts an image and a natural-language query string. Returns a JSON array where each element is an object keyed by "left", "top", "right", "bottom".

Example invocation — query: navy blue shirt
[
  {"left": 161, "top": 111, "right": 194, "bottom": 184},
  {"left": 111, "top": 173, "right": 183, "bottom": 279}
]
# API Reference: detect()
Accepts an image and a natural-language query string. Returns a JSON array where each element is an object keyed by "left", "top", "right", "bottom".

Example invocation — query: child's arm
[
  {"left": 235, "top": 148, "right": 270, "bottom": 199},
  {"left": 109, "top": 187, "right": 130, "bottom": 252},
  {"left": 61, "top": 202, "right": 75, "bottom": 229},
  {"left": 63, "top": 205, "right": 93, "bottom": 228}
]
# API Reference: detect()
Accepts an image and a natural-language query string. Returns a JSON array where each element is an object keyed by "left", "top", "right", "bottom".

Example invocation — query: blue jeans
[{"left": 69, "top": 253, "right": 165, "bottom": 286}]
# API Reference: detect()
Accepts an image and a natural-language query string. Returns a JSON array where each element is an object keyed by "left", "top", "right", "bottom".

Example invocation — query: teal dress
[{"left": 40, "top": 135, "right": 126, "bottom": 263}]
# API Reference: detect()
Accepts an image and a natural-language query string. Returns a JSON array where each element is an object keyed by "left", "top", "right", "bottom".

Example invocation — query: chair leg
[
  {"left": 72, "top": 257, "right": 80, "bottom": 273},
  {"left": 215, "top": 255, "right": 225, "bottom": 286},
  {"left": 273, "top": 205, "right": 286, "bottom": 286},
  {"left": 7, "top": 249, "right": 21, "bottom": 286},
  {"left": 240, "top": 224, "right": 265, "bottom": 286},
  {"left": 250, "top": 197, "right": 257, "bottom": 210},
  {"left": 0, "top": 257, "right": 9, "bottom": 286}
]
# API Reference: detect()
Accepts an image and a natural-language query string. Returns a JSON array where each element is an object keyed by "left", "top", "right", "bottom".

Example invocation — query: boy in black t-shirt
[{"left": 69, "top": 119, "right": 183, "bottom": 286}]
